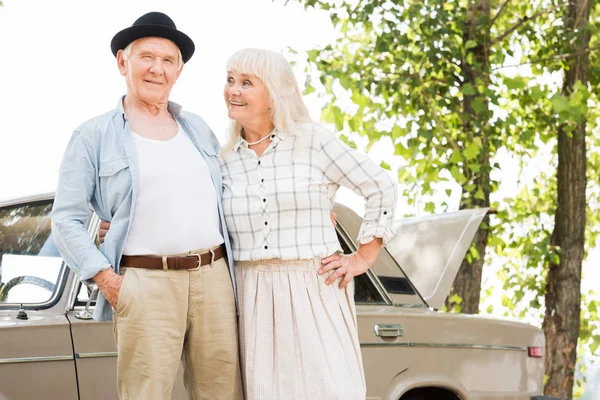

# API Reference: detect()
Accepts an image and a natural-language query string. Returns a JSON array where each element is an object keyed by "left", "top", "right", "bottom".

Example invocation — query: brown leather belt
[{"left": 120, "top": 245, "right": 225, "bottom": 271}]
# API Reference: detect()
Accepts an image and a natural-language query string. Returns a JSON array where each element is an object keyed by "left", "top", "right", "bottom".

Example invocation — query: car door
[
  {"left": 0, "top": 196, "right": 78, "bottom": 400},
  {"left": 333, "top": 204, "right": 488, "bottom": 399},
  {"left": 65, "top": 214, "right": 188, "bottom": 399},
  {"left": 334, "top": 205, "right": 415, "bottom": 399}
]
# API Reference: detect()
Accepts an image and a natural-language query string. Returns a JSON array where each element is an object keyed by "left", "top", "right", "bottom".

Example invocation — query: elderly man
[{"left": 51, "top": 12, "right": 242, "bottom": 399}]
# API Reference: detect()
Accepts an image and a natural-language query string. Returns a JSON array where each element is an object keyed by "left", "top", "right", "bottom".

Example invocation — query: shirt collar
[{"left": 116, "top": 95, "right": 183, "bottom": 127}]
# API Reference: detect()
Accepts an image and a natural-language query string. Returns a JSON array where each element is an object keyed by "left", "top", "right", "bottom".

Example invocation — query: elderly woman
[{"left": 221, "top": 48, "right": 397, "bottom": 399}]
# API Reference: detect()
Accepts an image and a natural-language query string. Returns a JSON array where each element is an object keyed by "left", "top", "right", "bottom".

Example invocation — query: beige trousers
[{"left": 113, "top": 257, "right": 242, "bottom": 400}]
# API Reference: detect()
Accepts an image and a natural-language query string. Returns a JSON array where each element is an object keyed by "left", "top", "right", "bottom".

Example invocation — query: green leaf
[
  {"left": 550, "top": 94, "right": 570, "bottom": 114},
  {"left": 591, "top": 336, "right": 600, "bottom": 355},
  {"left": 398, "top": 167, "right": 410, "bottom": 182},
  {"left": 462, "top": 83, "right": 476, "bottom": 96},
  {"left": 338, "top": 134, "right": 357, "bottom": 149},
  {"left": 472, "top": 97, "right": 486, "bottom": 114},
  {"left": 424, "top": 202, "right": 436, "bottom": 213},
  {"left": 450, "top": 166, "right": 466, "bottom": 184},
  {"left": 475, "top": 188, "right": 485, "bottom": 200},
  {"left": 505, "top": 76, "right": 528, "bottom": 90},
  {"left": 304, "top": 85, "right": 316, "bottom": 95},
  {"left": 448, "top": 294, "right": 463, "bottom": 304},
  {"left": 375, "top": 37, "right": 390, "bottom": 52},
  {"left": 306, "top": 49, "right": 319, "bottom": 62},
  {"left": 465, "top": 40, "right": 477, "bottom": 50},
  {"left": 348, "top": 118, "right": 357, "bottom": 132},
  {"left": 463, "top": 138, "right": 482, "bottom": 160},
  {"left": 450, "top": 150, "right": 462, "bottom": 163}
]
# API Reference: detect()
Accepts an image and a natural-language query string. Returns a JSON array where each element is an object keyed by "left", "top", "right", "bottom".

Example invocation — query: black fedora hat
[{"left": 110, "top": 12, "right": 195, "bottom": 63}]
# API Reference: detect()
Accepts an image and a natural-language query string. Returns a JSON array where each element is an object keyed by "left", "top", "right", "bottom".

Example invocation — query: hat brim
[{"left": 111, "top": 24, "right": 195, "bottom": 63}]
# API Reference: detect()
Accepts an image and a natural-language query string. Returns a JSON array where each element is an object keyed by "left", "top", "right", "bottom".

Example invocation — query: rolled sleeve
[
  {"left": 356, "top": 186, "right": 397, "bottom": 245},
  {"left": 52, "top": 131, "right": 112, "bottom": 282},
  {"left": 318, "top": 127, "right": 398, "bottom": 245}
]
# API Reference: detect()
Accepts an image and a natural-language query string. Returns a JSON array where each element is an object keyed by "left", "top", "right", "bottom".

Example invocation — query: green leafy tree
[
  {"left": 291, "top": 0, "right": 557, "bottom": 316},
  {"left": 290, "top": 0, "right": 600, "bottom": 397},
  {"left": 542, "top": 0, "right": 590, "bottom": 397}
]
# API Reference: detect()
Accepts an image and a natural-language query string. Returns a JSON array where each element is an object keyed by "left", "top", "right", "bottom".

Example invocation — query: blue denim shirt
[{"left": 52, "top": 97, "right": 236, "bottom": 321}]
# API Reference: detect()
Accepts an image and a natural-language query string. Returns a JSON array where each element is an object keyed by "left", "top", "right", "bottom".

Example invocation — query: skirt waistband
[{"left": 235, "top": 258, "right": 323, "bottom": 272}]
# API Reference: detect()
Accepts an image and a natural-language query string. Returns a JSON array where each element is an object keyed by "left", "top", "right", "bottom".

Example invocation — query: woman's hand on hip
[{"left": 319, "top": 252, "right": 371, "bottom": 289}]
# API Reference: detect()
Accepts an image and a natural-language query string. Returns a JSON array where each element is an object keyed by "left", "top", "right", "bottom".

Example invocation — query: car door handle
[{"left": 374, "top": 324, "right": 404, "bottom": 337}]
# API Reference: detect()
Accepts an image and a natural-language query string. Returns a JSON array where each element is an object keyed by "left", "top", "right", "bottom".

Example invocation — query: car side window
[
  {"left": 336, "top": 231, "right": 386, "bottom": 304},
  {"left": 0, "top": 200, "right": 66, "bottom": 307}
]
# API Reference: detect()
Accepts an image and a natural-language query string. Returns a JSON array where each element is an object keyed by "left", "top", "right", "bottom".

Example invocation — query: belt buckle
[
  {"left": 187, "top": 253, "right": 202, "bottom": 271},
  {"left": 187, "top": 248, "right": 215, "bottom": 271}
]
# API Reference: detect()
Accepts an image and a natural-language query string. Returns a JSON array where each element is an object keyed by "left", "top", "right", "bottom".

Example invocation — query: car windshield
[{"left": 0, "top": 199, "right": 65, "bottom": 306}]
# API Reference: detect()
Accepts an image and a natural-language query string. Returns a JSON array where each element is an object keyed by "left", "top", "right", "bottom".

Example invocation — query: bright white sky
[
  {"left": 0, "top": 0, "right": 334, "bottom": 199},
  {"left": 0, "top": 0, "right": 597, "bottom": 328}
]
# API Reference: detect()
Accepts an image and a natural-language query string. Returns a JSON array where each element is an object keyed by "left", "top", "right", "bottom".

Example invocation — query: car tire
[{"left": 401, "top": 390, "right": 458, "bottom": 400}]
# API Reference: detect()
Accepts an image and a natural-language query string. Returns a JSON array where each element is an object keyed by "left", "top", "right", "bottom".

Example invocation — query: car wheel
[{"left": 401, "top": 389, "right": 459, "bottom": 400}]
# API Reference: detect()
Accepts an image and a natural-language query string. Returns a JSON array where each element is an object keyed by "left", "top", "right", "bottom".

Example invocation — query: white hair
[
  {"left": 222, "top": 48, "right": 313, "bottom": 153},
  {"left": 121, "top": 38, "right": 184, "bottom": 70}
]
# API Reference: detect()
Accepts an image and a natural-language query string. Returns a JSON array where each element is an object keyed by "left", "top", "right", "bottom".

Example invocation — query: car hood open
[{"left": 385, "top": 208, "right": 488, "bottom": 309}]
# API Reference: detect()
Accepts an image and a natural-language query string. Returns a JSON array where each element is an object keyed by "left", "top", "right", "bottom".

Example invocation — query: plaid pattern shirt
[{"left": 219, "top": 123, "right": 398, "bottom": 261}]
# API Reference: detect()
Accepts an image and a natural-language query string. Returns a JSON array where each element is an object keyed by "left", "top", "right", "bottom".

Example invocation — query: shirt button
[
  {"left": 271, "top": 134, "right": 275, "bottom": 138},
  {"left": 383, "top": 211, "right": 388, "bottom": 215},
  {"left": 109, "top": 168, "right": 113, "bottom": 173},
  {"left": 261, "top": 179, "right": 264, "bottom": 183},
  {"left": 263, "top": 199, "right": 266, "bottom": 202},
  {"left": 258, "top": 160, "right": 261, "bottom": 165},
  {"left": 264, "top": 245, "right": 268, "bottom": 249},
  {"left": 264, "top": 221, "right": 268, "bottom": 225}
]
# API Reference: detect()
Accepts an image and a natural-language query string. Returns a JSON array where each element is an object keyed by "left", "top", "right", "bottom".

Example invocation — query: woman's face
[{"left": 224, "top": 70, "right": 272, "bottom": 127}]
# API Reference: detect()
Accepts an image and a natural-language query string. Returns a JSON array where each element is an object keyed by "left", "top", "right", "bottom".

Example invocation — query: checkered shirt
[{"left": 219, "top": 123, "right": 398, "bottom": 261}]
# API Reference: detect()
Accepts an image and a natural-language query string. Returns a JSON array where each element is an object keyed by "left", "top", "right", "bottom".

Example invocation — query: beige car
[{"left": 0, "top": 193, "right": 555, "bottom": 400}]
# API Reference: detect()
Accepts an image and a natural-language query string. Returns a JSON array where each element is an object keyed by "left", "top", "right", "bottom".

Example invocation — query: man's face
[{"left": 118, "top": 37, "right": 183, "bottom": 104}]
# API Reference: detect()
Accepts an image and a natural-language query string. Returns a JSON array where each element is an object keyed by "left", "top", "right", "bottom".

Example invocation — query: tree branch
[
  {"left": 491, "top": 4, "right": 564, "bottom": 46},
  {"left": 492, "top": 45, "right": 600, "bottom": 71},
  {"left": 491, "top": 0, "right": 512, "bottom": 27}
]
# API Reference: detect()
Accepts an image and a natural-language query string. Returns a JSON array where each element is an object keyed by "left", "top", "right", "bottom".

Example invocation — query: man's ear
[
  {"left": 116, "top": 50, "right": 127, "bottom": 77},
  {"left": 176, "top": 63, "right": 184, "bottom": 79}
]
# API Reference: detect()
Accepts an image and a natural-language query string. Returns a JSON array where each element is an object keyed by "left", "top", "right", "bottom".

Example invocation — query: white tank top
[{"left": 123, "top": 124, "right": 223, "bottom": 255}]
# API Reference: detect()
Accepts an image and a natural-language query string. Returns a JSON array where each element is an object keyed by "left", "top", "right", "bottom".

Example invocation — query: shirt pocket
[
  {"left": 98, "top": 158, "right": 132, "bottom": 214},
  {"left": 99, "top": 158, "right": 129, "bottom": 177}
]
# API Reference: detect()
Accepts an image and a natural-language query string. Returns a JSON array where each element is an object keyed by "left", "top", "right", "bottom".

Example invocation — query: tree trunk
[
  {"left": 543, "top": 1, "right": 590, "bottom": 398},
  {"left": 446, "top": 0, "right": 491, "bottom": 314}
]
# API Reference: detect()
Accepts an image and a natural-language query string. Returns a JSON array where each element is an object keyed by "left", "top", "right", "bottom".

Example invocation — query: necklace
[{"left": 246, "top": 132, "right": 272, "bottom": 146}]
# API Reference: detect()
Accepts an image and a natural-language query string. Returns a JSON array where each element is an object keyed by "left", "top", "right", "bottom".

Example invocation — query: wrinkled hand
[
  {"left": 93, "top": 269, "right": 123, "bottom": 309},
  {"left": 319, "top": 252, "right": 371, "bottom": 289},
  {"left": 98, "top": 221, "right": 110, "bottom": 244}
]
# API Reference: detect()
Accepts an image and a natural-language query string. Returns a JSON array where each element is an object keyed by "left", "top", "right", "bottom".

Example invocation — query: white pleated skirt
[{"left": 235, "top": 258, "right": 366, "bottom": 400}]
